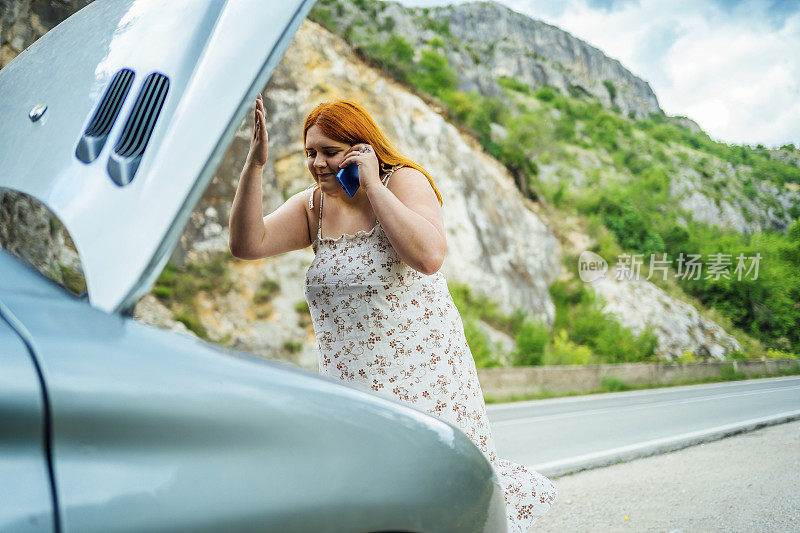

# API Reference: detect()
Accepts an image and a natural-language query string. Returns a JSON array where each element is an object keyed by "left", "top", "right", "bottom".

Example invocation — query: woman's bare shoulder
[
  {"left": 277, "top": 186, "right": 319, "bottom": 244},
  {"left": 387, "top": 167, "right": 436, "bottom": 199},
  {"left": 390, "top": 165, "right": 425, "bottom": 180}
]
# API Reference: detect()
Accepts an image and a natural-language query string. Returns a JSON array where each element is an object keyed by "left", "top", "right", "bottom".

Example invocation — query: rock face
[
  {"left": 320, "top": 0, "right": 661, "bottom": 120},
  {"left": 0, "top": 192, "right": 83, "bottom": 287},
  {"left": 0, "top": 0, "right": 92, "bottom": 68},
  {"left": 589, "top": 277, "right": 741, "bottom": 361},
  {"left": 0, "top": 0, "right": 747, "bottom": 367},
  {"left": 669, "top": 156, "right": 800, "bottom": 234},
  {"left": 442, "top": 1, "right": 661, "bottom": 119}
]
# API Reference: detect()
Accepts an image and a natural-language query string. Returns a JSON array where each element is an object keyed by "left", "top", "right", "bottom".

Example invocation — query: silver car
[{"left": 0, "top": 0, "right": 507, "bottom": 531}]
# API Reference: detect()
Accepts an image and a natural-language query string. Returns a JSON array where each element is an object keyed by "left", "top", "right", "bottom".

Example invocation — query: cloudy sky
[{"left": 396, "top": 0, "right": 800, "bottom": 149}]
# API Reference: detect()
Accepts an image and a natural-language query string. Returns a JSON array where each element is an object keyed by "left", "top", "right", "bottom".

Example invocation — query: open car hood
[{"left": 0, "top": 0, "right": 314, "bottom": 314}]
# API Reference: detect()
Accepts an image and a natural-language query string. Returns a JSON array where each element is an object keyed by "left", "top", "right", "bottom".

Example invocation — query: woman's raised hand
[{"left": 246, "top": 93, "right": 269, "bottom": 168}]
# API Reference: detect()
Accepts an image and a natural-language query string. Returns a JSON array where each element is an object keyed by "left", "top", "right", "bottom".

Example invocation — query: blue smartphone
[{"left": 336, "top": 163, "right": 360, "bottom": 197}]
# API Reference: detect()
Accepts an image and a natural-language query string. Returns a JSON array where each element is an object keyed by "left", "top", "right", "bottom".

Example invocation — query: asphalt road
[
  {"left": 534, "top": 419, "right": 800, "bottom": 532},
  {"left": 487, "top": 376, "right": 800, "bottom": 477}
]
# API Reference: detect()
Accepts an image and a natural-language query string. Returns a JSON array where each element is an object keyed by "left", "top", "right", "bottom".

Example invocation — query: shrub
[
  {"left": 584, "top": 112, "right": 622, "bottom": 152},
  {"left": 554, "top": 115, "right": 576, "bottom": 142},
  {"left": 441, "top": 90, "right": 507, "bottom": 144},
  {"left": 639, "top": 166, "right": 671, "bottom": 203},
  {"left": 618, "top": 149, "right": 648, "bottom": 174},
  {"left": 379, "top": 16, "right": 395, "bottom": 32},
  {"left": 513, "top": 319, "right": 550, "bottom": 365},
  {"left": 295, "top": 300, "right": 312, "bottom": 328},
  {"left": 154, "top": 254, "right": 233, "bottom": 305},
  {"left": 602, "top": 80, "right": 617, "bottom": 102},
  {"left": 600, "top": 376, "right": 631, "bottom": 392},
  {"left": 600, "top": 199, "right": 666, "bottom": 256},
  {"left": 719, "top": 364, "right": 746, "bottom": 381},
  {"left": 414, "top": 49, "right": 458, "bottom": 97},
  {"left": 254, "top": 278, "right": 280, "bottom": 304},
  {"left": 175, "top": 311, "right": 207, "bottom": 339},
  {"left": 424, "top": 15, "right": 452, "bottom": 36},
  {"left": 766, "top": 348, "right": 796, "bottom": 359},
  {"left": 651, "top": 124, "right": 674, "bottom": 144},
  {"left": 534, "top": 86, "right": 556, "bottom": 102},
  {"left": 543, "top": 329, "right": 594, "bottom": 365},
  {"left": 549, "top": 279, "right": 659, "bottom": 363},
  {"left": 152, "top": 286, "right": 172, "bottom": 299},
  {"left": 309, "top": 6, "right": 334, "bottom": 30},
  {"left": 498, "top": 76, "right": 531, "bottom": 94},
  {"left": 283, "top": 340, "right": 303, "bottom": 353},
  {"left": 448, "top": 282, "right": 524, "bottom": 335},
  {"left": 463, "top": 319, "right": 503, "bottom": 368},
  {"left": 363, "top": 34, "right": 415, "bottom": 81}
]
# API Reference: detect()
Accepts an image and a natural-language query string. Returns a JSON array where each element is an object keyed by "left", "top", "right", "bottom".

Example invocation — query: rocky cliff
[{"left": 316, "top": 0, "right": 661, "bottom": 120}]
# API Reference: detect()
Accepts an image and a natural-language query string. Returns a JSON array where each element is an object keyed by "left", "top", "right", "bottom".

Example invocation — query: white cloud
[{"left": 395, "top": 0, "right": 800, "bottom": 148}]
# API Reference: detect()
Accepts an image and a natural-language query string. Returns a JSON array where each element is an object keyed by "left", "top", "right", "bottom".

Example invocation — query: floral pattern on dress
[{"left": 304, "top": 168, "right": 558, "bottom": 532}]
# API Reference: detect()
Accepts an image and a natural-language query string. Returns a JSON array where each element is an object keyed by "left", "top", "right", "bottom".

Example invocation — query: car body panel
[
  {"left": 0, "top": 249, "right": 508, "bottom": 532},
  {"left": 0, "top": 0, "right": 315, "bottom": 314},
  {"left": 0, "top": 299, "right": 55, "bottom": 531}
]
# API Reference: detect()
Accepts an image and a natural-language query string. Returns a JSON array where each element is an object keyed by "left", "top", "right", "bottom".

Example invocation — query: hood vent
[
  {"left": 75, "top": 68, "right": 135, "bottom": 163},
  {"left": 108, "top": 72, "right": 170, "bottom": 186}
]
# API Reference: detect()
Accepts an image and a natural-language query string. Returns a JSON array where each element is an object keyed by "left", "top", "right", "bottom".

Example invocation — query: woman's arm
[
  {"left": 365, "top": 167, "right": 446, "bottom": 275},
  {"left": 229, "top": 184, "right": 312, "bottom": 260},
  {"left": 228, "top": 159, "right": 268, "bottom": 258},
  {"left": 229, "top": 94, "right": 312, "bottom": 260}
]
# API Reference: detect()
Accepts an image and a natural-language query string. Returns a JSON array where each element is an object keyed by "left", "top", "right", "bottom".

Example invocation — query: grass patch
[
  {"left": 151, "top": 252, "right": 235, "bottom": 340},
  {"left": 282, "top": 340, "right": 303, "bottom": 354},
  {"left": 498, "top": 76, "right": 532, "bottom": 94},
  {"left": 549, "top": 278, "right": 660, "bottom": 364},
  {"left": 462, "top": 319, "right": 504, "bottom": 368},
  {"left": 254, "top": 278, "right": 280, "bottom": 304},
  {"left": 174, "top": 311, "right": 207, "bottom": 339},
  {"left": 448, "top": 282, "right": 525, "bottom": 336},
  {"left": 295, "top": 300, "right": 312, "bottom": 329},
  {"left": 600, "top": 375, "right": 632, "bottom": 392},
  {"left": 57, "top": 262, "right": 87, "bottom": 296}
]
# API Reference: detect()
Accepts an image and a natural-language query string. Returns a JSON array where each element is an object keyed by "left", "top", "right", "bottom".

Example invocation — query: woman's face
[{"left": 305, "top": 125, "right": 351, "bottom": 196}]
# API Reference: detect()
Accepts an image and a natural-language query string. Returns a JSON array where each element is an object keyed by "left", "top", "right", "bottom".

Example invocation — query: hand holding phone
[{"left": 336, "top": 163, "right": 360, "bottom": 197}]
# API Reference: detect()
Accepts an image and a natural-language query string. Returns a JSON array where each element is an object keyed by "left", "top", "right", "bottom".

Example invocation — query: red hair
[{"left": 303, "top": 100, "right": 443, "bottom": 206}]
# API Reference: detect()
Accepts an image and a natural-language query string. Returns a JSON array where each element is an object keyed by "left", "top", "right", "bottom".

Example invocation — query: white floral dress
[{"left": 304, "top": 166, "right": 558, "bottom": 532}]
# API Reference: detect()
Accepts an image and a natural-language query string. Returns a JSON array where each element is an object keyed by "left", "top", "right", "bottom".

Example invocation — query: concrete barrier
[{"left": 477, "top": 358, "right": 800, "bottom": 400}]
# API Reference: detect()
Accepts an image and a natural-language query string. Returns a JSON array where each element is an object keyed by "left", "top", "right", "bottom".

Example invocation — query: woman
[{"left": 229, "top": 96, "right": 558, "bottom": 532}]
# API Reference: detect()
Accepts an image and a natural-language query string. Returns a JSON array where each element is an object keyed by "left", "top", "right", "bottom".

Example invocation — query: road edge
[{"left": 535, "top": 409, "right": 800, "bottom": 478}]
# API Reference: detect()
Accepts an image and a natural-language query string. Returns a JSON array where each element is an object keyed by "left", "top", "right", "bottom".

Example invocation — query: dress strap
[
  {"left": 317, "top": 189, "right": 324, "bottom": 240},
  {"left": 382, "top": 165, "right": 403, "bottom": 186},
  {"left": 306, "top": 182, "right": 318, "bottom": 209}
]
